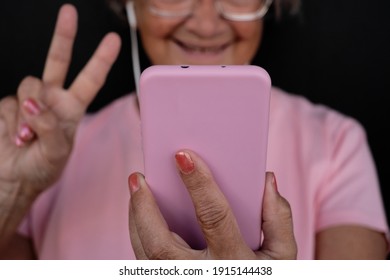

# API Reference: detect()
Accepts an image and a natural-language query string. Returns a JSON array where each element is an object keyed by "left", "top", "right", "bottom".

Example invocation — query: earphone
[{"left": 125, "top": 1, "right": 141, "bottom": 96}]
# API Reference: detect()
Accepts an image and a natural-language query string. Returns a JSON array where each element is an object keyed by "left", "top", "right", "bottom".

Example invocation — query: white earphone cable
[{"left": 125, "top": 1, "right": 140, "bottom": 96}]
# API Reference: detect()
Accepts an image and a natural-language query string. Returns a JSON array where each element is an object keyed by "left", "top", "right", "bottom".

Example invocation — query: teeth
[
  {"left": 190, "top": 46, "right": 220, "bottom": 52},
  {"left": 178, "top": 41, "right": 225, "bottom": 53}
]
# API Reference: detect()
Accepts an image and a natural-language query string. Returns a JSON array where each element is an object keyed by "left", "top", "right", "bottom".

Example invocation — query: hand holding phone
[{"left": 139, "top": 65, "right": 271, "bottom": 250}]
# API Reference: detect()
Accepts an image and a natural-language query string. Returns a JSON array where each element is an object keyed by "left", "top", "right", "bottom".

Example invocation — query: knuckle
[
  {"left": 37, "top": 112, "right": 58, "bottom": 133},
  {"left": 17, "top": 76, "right": 42, "bottom": 97},
  {"left": 42, "top": 85, "right": 61, "bottom": 107},
  {"left": 196, "top": 200, "right": 230, "bottom": 232},
  {"left": 279, "top": 240, "right": 298, "bottom": 260},
  {"left": 48, "top": 49, "right": 69, "bottom": 65},
  {"left": 36, "top": 115, "right": 72, "bottom": 163},
  {"left": 276, "top": 198, "right": 297, "bottom": 260},
  {"left": 183, "top": 168, "right": 234, "bottom": 233},
  {"left": 277, "top": 196, "right": 294, "bottom": 222},
  {"left": 144, "top": 241, "right": 174, "bottom": 260}
]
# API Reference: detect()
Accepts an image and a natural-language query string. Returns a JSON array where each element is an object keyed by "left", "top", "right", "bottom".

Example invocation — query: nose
[{"left": 186, "top": 0, "right": 224, "bottom": 38}]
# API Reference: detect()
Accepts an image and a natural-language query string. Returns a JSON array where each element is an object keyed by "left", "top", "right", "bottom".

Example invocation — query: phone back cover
[{"left": 139, "top": 65, "right": 270, "bottom": 250}]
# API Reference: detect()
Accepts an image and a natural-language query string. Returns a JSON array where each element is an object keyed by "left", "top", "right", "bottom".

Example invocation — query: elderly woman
[{"left": 0, "top": 0, "right": 388, "bottom": 259}]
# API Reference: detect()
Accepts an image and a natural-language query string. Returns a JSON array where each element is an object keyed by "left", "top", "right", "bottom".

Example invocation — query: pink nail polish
[
  {"left": 14, "top": 135, "right": 25, "bottom": 147},
  {"left": 175, "top": 152, "right": 195, "bottom": 174},
  {"left": 19, "top": 124, "right": 34, "bottom": 141},
  {"left": 23, "top": 98, "right": 41, "bottom": 115}
]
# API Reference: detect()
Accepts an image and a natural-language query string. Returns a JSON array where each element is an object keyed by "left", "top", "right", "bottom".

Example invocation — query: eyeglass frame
[{"left": 145, "top": 0, "right": 274, "bottom": 21}]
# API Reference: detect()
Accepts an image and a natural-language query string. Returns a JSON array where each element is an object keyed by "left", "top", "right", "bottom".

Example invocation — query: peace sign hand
[{"left": 0, "top": 4, "right": 121, "bottom": 197}]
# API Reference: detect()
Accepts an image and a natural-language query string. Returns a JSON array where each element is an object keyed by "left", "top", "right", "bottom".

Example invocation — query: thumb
[{"left": 258, "top": 172, "right": 297, "bottom": 260}]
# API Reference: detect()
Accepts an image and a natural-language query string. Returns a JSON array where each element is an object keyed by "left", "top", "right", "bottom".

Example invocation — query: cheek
[
  {"left": 136, "top": 6, "right": 176, "bottom": 64},
  {"left": 139, "top": 29, "right": 165, "bottom": 63},
  {"left": 138, "top": 20, "right": 178, "bottom": 64},
  {"left": 232, "top": 23, "right": 263, "bottom": 64}
]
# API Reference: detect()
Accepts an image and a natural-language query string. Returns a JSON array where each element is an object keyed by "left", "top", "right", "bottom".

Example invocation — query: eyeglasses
[{"left": 146, "top": 0, "right": 274, "bottom": 21}]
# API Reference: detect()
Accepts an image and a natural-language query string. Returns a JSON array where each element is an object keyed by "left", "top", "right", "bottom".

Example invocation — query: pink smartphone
[{"left": 139, "top": 65, "right": 271, "bottom": 250}]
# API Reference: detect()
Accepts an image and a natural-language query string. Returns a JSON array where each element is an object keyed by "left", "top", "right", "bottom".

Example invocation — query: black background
[{"left": 1, "top": 0, "right": 389, "bottom": 255}]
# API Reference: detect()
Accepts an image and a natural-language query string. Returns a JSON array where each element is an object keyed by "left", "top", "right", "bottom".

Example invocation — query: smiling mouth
[{"left": 174, "top": 39, "right": 230, "bottom": 53}]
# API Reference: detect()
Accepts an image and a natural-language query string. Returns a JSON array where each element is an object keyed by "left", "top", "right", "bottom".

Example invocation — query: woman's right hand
[
  {"left": 129, "top": 150, "right": 297, "bottom": 260},
  {"left": 0, "top": 4, "right": 121, "bottom": 196}
]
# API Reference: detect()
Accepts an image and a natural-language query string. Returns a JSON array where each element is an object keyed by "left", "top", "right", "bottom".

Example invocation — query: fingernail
[
  {"left": 23, "top": 98, "right": 41, "bottom": 115},
  {"left": 128, "top": 173, "right": 142, "bottom": 194},
  {"left": 19, "top": 123, "right": 34, "bottom": 141},
  {"left": 14, "top": 135, "right": 25, "bottom": 147},
  {"left": 175, "top": 152, "right": 195, "bottom": 174},
  {"left": 271, "top": 173, "right": 279, "bottom": 193}
]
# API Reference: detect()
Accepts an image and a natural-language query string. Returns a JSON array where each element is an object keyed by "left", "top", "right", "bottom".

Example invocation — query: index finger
[
  {"left": 175, "top": 150, "right": 251, "bottom": 258},
  {"left": 42, "top": 4, "right": 77, "bottom": 86}
]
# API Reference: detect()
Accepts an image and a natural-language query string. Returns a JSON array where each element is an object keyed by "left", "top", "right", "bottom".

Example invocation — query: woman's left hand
[{"left": 128, "top": 150, "right": 297, "bottom": 260}]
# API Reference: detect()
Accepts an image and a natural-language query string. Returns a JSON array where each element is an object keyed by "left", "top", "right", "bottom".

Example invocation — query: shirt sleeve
[{"left": 315, "top": 114, "right": 389, "bottom": 240}]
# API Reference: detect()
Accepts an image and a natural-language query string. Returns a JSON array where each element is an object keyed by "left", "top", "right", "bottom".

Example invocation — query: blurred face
[{"left": 134, "top": 0, "right": 263, "bottom": 65}]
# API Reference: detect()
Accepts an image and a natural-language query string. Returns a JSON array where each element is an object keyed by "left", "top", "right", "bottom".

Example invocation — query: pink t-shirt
[{"left": 19, "top": 87, "right": 389, "bottom": 259}]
